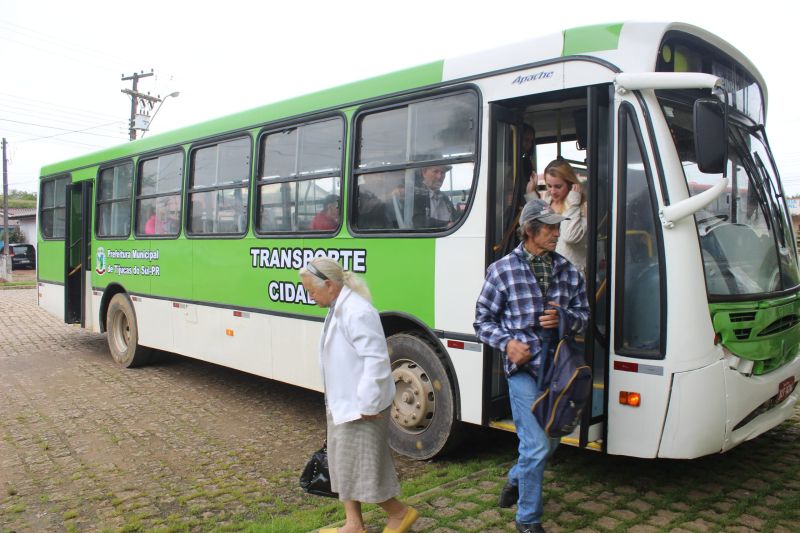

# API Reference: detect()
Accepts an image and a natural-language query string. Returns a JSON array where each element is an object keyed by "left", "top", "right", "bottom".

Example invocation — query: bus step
[{"left": 489, "top": 419, "right": 603, "bottom": 451}]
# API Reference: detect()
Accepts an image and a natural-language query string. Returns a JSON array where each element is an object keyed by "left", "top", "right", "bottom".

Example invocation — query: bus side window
[
  {"left": 188, "top": 137, "right": 250, "bottom": 236},
  {"left": 616, "top": 109, "right": 663, "bottom": 357},
  {"left": 352, "top": 92, "right": 479, "bottom": 233},
  {"left": 136, "top": 152, "right": 183, "bottom": 238},
  {"left": 96, "top": 163, "right": 133, "bottom": 239},
  {"left": 256, "top": 119, "right": 342, "bottom": 235}
]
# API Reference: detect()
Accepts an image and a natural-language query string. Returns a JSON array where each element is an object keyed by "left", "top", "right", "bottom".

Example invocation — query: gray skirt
[{"left": 326, "top": 408, "right": 400, "bottom": 503}]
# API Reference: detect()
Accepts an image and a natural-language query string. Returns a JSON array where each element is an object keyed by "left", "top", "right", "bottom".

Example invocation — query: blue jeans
[{"left": 507, "top": 371, "right": 560, "bottom": 524}]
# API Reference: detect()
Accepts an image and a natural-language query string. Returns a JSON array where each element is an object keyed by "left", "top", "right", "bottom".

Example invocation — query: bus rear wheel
[
  {"left": 106, "top": 293, "right": 152, "bottom": 368},
  {"left": 387, "top": 332, "right": 461, "bottom": 460}
]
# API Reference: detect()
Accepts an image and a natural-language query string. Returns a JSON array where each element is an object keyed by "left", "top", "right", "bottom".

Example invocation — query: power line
[
  {"left": 0, "top": 106, "right": 127, "bottom": 136},
  {"left": 0, "top": 118, "right": 127, "bottom": 141},
  {"left": 0, "top": 128, "right": 116, "bottom": 149},
  {"left": 0, "top": 97, "right": 122, "bottom": 126},
  {"left": 0, "top": 19, "right": 133, "bottom": 74}
]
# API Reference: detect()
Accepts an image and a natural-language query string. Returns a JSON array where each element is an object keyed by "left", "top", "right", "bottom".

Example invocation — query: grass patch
[
  {"left": 8, "top": 503, "right": 26, "bottom": 513},
  {"left": 0, "top": 281, "right": 35, "bottom": 288}
]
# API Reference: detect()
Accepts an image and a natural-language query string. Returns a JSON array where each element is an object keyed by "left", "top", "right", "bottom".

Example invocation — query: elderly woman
[{"left": 299, "top": 257, "right": 418, "bottom": 533}]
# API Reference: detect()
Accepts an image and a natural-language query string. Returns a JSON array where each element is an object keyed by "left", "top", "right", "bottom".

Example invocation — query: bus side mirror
[{"left": 693, "top": 98, "right": 727, "bottom": 174}]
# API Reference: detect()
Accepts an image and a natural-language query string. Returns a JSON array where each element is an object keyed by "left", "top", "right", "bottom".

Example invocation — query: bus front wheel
[
  {"left": 106, "top": 293, "right": 152, "bottom": 368},
  {"left": 387, "top": 332, "right": 461, "bottom": 460}
]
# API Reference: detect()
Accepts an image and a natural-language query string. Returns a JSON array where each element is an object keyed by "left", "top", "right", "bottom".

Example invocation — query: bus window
[
  {"left": 187, "top": 137, "right": 251, "bottom": 236},
  {"left": 255, "top": 118, "right": 343, "bottom": 234},
  {"left": 658, "top": 95, "right": 800, "bottom": 295},
  {"left": 40, "top": 175, "right": 70, "bottom": 239},
  {"left": 616, "top": 108, "right": 663, "bottom": 358},
  {"left": 96, "top": 162, "right": 133, "bottom": 238},
  {"left": 352, "top": 91, "right": 478, "bottom": 233},
  {"left": 136, "top": 151, "right": 184, "bottom": 237}
]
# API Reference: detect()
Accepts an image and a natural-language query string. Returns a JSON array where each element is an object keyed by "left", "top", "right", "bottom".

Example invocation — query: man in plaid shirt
[{"left": 474, "top": 198, "right": 589, "bottom": 533}]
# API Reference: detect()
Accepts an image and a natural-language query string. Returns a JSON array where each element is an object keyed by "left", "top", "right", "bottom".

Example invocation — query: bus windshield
[{"left": 659, "top": 93, "right": 800, "bottom": 298}]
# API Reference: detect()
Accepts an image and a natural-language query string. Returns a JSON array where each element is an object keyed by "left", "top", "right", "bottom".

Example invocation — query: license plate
[{"left": 777, "top": 376, "right": 796, "bottom": 404}]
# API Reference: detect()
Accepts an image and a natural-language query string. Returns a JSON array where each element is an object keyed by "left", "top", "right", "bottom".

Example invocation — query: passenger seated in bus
[
  {"left": 540, "top": 159, "right": 587, "bottom": 273},
  {"left": 143, "top": 205, "right": 157, "bottom": 235},
  {"left": 355, "top": 174, "right": 391, "bottom": 229},
  {"left": 413, "top": 164, "right": 457, "bottom": 228},
  {"left": 156, "top": 195, "right": 181, "bottom": 234},
  {"left": 310, "top": 194, "right": 340, "bottom": 230}
]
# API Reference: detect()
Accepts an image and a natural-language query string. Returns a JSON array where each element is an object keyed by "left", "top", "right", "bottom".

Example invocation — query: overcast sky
[{"left": 2, "top": 0, "right": 799, "bottom": 195}]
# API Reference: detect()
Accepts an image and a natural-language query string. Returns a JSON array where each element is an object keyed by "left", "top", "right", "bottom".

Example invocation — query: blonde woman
[
  {"left": 539, "top": 159, "right": 587, "bottom": 273},
  {"left": 299, "top": 257, "right": 418, "bottom": 533}
]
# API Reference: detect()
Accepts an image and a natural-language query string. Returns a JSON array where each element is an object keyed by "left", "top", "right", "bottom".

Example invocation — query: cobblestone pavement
[
  {"left": 0, "top": 289, "right": 430, "bottom": 531},
  {"left": 1, "top": 288, "right": 799, "bottom": 532}
]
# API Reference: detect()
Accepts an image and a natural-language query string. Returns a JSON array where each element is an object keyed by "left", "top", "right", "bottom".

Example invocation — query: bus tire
[
  {"left": 387, "top": 332, "right": 462, "bottom": 460},
  {"left": 106, "top": 293, "right": 152, "bottom": 368}
]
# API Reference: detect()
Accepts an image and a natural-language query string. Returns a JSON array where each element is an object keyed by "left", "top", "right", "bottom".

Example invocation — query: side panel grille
[
  {"left": 729, "top": 312, "right": 756, "bottom": 323},
  {"left": 758, "top": 315, "right": 800, "bottom": 337}
]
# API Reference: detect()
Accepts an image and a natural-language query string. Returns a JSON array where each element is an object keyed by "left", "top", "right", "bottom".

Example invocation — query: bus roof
[{"left": 40, "top": 21, "right": 764, "bottom": 177}]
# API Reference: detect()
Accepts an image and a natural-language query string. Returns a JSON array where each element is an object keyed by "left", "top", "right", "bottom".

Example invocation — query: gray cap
[{"left": 520, "top": 198, "right": 569, "bottom": 225}]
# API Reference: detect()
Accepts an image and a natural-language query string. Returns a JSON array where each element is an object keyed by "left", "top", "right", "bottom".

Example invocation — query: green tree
[{"left": 0, "top": 189, "right": 37, "bottom": 208}]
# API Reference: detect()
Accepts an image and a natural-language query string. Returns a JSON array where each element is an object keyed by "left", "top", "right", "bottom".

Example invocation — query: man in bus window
[
  {"left": 310, "top": 194, "right": 340, "bottom": 231},
  {"left": 474, "top": 198, "right": 589, "bottom": 533},
  {"left": 413, "top": 165, "right": 457, "bottom": 228}
]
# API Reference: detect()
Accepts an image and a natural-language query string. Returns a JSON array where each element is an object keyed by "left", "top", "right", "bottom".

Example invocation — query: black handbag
[{"left": 299, "top": 441, "right": 339, "bottom": 498}]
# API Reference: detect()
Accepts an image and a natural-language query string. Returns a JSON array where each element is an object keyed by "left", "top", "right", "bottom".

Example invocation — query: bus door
[
  {"left": 64, "top": 180, "right": 92, "bottom": 327},
  {"left": 485, "top": 105, "right": 525, "bottom": 421},
  {"left": 486, "top": 86, "right": 613, "bottom": 451}
]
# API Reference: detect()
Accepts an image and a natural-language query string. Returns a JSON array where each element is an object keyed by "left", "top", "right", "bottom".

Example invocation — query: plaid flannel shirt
[{"left": 474, "top": 242, "right": 589, "bottom": 378}]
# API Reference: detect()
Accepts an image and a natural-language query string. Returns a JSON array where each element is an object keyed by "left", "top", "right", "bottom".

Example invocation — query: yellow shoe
[{"left": 382, "top": 506, "right": 419, "bottom": 533}]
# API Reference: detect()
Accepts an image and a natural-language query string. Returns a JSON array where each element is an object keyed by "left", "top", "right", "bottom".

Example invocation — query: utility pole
[
  {"left": 2, "top": 138, "right": 10, "bottom": 279},
  {"left": 121, "top": 70, "right": 160, "bottom": 141}
]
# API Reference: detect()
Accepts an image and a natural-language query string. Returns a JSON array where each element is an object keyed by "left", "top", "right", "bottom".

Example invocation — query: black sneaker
[
  {"left": 515, "top": 522, "right": 545, "bottom": 533},
  {"left": 498, "top": 482, "right": 518, "bottom": 508}
]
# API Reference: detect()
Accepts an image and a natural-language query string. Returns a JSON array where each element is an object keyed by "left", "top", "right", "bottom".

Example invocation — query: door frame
[
  {"left": 483, "top": 86, "right": 614, "bottom": 450},
  {"left": 64, "top": 180, "right": 92, "bottom": 326}
]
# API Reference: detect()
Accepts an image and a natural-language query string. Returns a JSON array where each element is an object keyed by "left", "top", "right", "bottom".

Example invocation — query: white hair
[{"left": 299, "top": 257, "right": 372, "bottom": 302}]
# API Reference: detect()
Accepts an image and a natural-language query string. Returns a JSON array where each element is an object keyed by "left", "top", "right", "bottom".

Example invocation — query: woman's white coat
[{"left": 319, "top": 285, "right": 396, "bottom": 425}]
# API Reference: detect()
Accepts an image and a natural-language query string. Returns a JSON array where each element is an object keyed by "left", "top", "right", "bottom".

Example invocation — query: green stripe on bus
[
  {"left": 89, "top": 236, "right": 437, "bottom": 327},
  {"left": 562, "top": 23, "right": 623, "bottom": 56}
]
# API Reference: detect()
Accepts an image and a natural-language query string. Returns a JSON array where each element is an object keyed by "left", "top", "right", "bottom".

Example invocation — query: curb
[{"left": 0, "top": 284, "right": 36, "bottom": 290}]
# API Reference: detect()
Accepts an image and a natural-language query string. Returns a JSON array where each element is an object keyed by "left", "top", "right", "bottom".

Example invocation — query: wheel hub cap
[{"left": 391, "top": 361, "right": 435, "bottom": 433}]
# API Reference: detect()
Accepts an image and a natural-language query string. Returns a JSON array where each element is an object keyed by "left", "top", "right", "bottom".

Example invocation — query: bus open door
[{"left": 486, "top": 85, "right": 612, "bottom": 452}]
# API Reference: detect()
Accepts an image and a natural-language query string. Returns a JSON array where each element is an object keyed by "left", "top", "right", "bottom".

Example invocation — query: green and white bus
[{"left": 38, "top": 22, "right": 799, "bottom": 460}]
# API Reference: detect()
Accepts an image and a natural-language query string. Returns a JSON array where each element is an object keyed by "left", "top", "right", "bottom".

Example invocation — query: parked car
[{"left": 0, "top": 243, "right": 36, "bottom": 270}]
